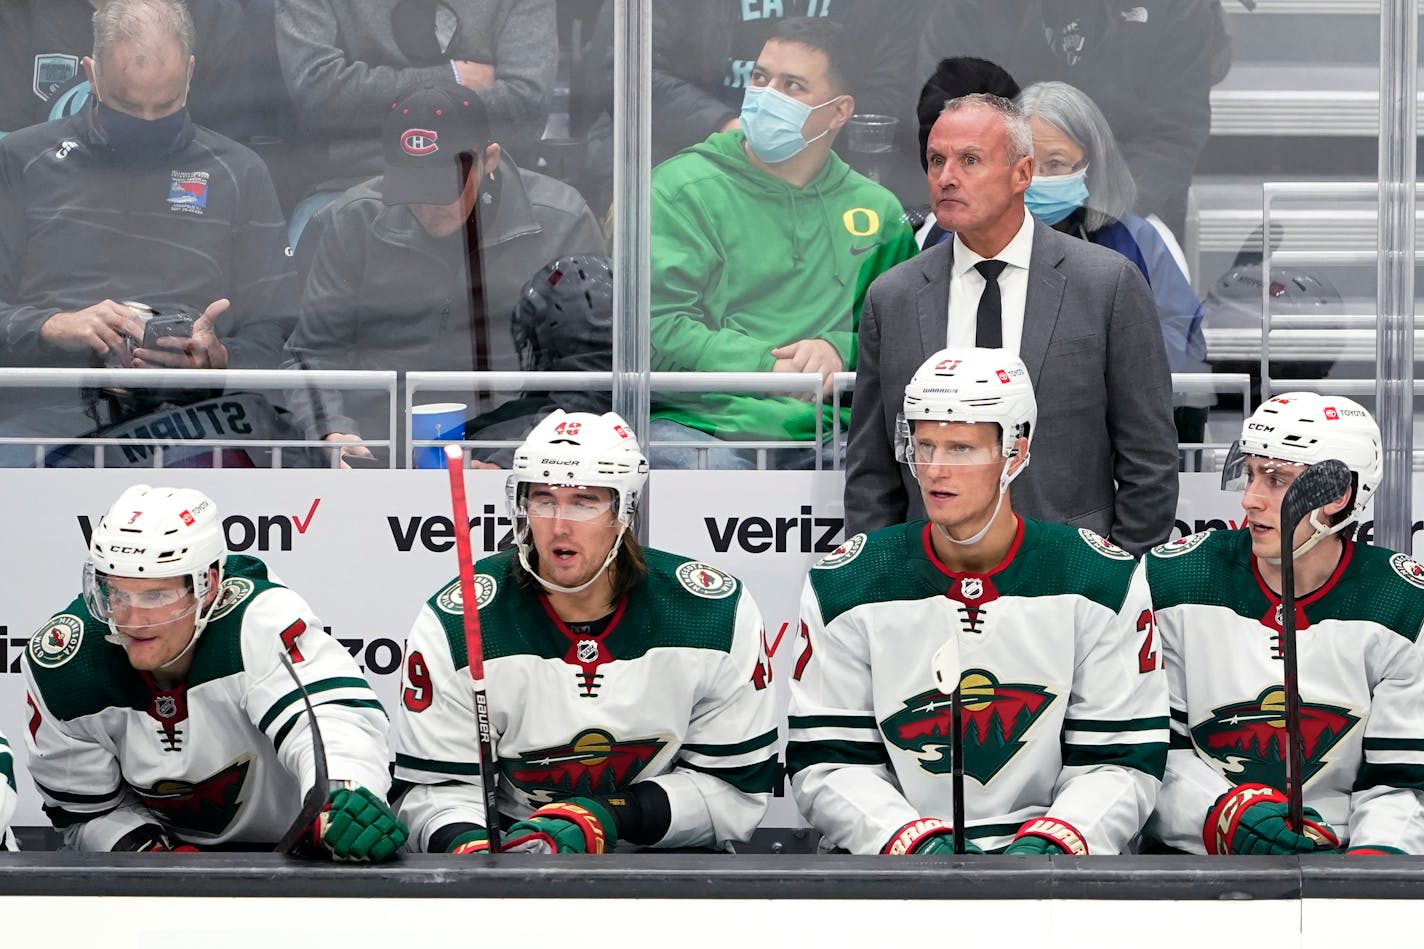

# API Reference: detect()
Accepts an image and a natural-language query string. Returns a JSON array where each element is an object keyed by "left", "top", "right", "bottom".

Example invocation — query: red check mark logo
[{"left": 292, "top": 498, "right": 321, "bottom": 535}]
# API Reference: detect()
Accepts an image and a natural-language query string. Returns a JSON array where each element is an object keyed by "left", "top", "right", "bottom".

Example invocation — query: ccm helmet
[
  {"left": 83, "top": 484, "right": 227, "bottom": 643},
  {"left": 1225, "top": 392, "right": 1381, "bottom": 528},
  {"left": 898, "top": 347, "right": 1037, "bottom": 470}
]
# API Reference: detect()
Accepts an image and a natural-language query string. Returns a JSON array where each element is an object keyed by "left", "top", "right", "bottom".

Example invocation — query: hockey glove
[
  {"left": 1003, "top": 817, "right": 1089, "bottom": 856},
  {"left": 881, "top": 818, "right": 982, "bottom": 856},
  {"left": 1204, "top": 784, "right": 1340, "bottom": 855},
  {"left": 447, "top": 829, "right": 492, "bottom": 855},
  {"left": 503, "top": 798, "right": 618, "bottom": 854},
  {"left": 315, "top": 784, "right": 409, "bottom": 862}
]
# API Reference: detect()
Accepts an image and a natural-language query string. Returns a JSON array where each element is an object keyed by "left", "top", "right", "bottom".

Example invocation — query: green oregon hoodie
[{"left": 650, "top": 130, "right": 917, "bottom": 442}]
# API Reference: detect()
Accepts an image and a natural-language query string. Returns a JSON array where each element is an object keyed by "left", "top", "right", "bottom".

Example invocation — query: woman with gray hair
[{"left": 1016, "top": 80, "right": 1211, "bottom": 442}]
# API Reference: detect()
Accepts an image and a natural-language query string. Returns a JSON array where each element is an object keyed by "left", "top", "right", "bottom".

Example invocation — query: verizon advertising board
[{"left": 1, "top": 470, "right": 1420, "bottom": 830}]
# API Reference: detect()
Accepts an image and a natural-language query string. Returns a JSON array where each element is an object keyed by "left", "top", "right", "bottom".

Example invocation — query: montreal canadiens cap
[{"left": 381, "top": 83, "right": 492, "bottom": 206}]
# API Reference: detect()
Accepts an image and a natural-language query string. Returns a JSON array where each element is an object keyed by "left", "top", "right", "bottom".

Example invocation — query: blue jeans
[{"left": 648, "top": 418, "right": 839, "bottom": 470}]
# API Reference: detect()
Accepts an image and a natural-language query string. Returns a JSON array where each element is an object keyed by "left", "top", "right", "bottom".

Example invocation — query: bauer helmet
[
  {"left": 508, "top": 410, "right": 648, "bottom": 525},
  {"left": 898, "top": 347, "right": 1036, "bottom": 473},
  {"left": 1224, "top": 392, "right": 1381, "bottom": 528},
  {"left": 83, "top": 484, "right": 227, "bottom": 646}
]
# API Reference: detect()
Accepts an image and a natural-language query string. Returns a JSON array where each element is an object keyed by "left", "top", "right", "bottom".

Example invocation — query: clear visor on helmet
[
  {"left": 1220, "top": 442, "right": 1308, "bottom": 496},
  {"left": 82, "top": 563, "right": 198, "bottom": 629},
  {"left": 515, "top": 483, "right": 618, "bottom": 522},
  {"left": 895, "top": 415, "right": 1005, "bottom": 472}
]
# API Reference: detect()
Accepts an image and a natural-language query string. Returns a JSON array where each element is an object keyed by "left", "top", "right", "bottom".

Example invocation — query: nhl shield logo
[
  {"left": 29, "top": 614, "right": 84, "bottom": 669},
  {"left": 576, "top": 639, "right": 600, "bottom": 663},
  {"left": 676, "top": 561, "right": 737, "bottom": 599},
  {"left": 960, "top": 577, "right": 983, "bottom": 599},
  {"left": 155, "top": 695, "right": 178, "bottom": 719}
]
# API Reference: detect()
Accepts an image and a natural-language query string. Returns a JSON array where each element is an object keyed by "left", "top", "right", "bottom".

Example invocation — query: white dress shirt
[{"left": 946, "top": 212, "right": 1036, "bottom": 353}]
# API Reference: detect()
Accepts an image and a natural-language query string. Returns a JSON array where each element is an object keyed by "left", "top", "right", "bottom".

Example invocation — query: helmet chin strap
[
  {"left": 936, "top": 455, "right": 1025, "bottom": 548},
  {"left": 1262, "top": 509, "right": 1349, "bottom": 565},
  {"left": 517, "top": 522, "right": 627, "bottom": 596}
]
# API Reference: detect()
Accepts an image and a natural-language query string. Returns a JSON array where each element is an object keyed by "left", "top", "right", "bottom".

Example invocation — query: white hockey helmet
[
  {"left": 1224, "top": 392, "right": 1381, "bottom": 527},
  {"left": 898, "top": 347, "right": 1037, "bottom": 467},
  {"left": 507, "top": 410, "right": 649, "bottom": 525},
  {"left": 83, "top": 484, "right": 227, "bottom": 642}
]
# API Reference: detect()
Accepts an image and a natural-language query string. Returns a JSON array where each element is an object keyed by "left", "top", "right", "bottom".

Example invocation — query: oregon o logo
[
  {"left": 676, "top": 561, "right": 738, "bottom": 599},
  {"left": 30, "top": 614, "right": 84, "bottom": 669},
  {"left": 842, "top": 207, "right": 880, "bottom": 237},
  {"left": 814, "top": 533, "right": 866, "bottom": 570},
  {"left": 1389, "top": 553, "right": 1424, "bottom": 590},
  {"left": 208, "top": 577, "right": 255, "bottom": 621},
  {"left": 437, "top": 575, "right": 497, "bottom": 614},
  {"left": 1152, "top": 531, "right": 1212, "bottom": 559}
]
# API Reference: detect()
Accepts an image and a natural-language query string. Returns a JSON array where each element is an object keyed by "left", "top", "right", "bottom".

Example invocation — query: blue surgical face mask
[
  {"left": 1025, "top": 167, "right": 1089, "bottom": 226},
  {"left": 739, "top": 85, "right": 843, "bottom": 164}
]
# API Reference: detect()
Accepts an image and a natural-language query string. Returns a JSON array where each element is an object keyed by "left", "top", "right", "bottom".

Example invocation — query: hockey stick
[
  {"left": 274, "top": 649, "right": 330, "bottom": 854},
  {"left": 931, "top": 636, "right": 967, "bottom": 855},
  {"left": 444, "top": 444, "right": 502, "bottom": 854},
  {"left": 1277, "top": 458, "right": 1352, "bottom": 833}
]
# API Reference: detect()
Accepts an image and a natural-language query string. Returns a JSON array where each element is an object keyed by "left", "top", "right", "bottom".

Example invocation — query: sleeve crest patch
[
  {"left": 1150, "top": 531, "right": 1212, "bottom": 560},
  {"left": 436, "top": 575, "right": 498, "bottom": 614},
  {"left": 813, "top": 533, "right": 866, "bottom": 569},
  {"left": 675, "top": 561, "right": 738, "bottom": 599},
  {"left": 1079, "top": 528, "right": 1133, "bottom": 560},
  {"left": 29, "top": 614, "right": 84, "bottom": 669}
]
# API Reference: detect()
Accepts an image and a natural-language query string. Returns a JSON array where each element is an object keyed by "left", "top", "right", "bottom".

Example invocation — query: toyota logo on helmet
[{"left": 401, "top": 129, "right": 438, "bottom": 156}]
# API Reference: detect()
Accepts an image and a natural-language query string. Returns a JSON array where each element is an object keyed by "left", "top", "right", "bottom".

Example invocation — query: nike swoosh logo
[{"left": 849, "top": 244, "right": 876, "bottom": 256}]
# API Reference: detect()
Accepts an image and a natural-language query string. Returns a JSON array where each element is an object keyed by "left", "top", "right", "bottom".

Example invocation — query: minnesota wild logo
[
  {"left": 1190, "top": 687, "right": 1359, "bottom": 788},
  {"left": 133, "top": 757, "right": 253, "bottom": 838},
  {"left": 505, "top": 729, "right": 668, "bottom": 798},
  {"left": 881, "top": 670, "right": 1056, "bottom": 783}
]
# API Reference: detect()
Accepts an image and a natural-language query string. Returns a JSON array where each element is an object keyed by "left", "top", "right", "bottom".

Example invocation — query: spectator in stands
[
  {"left": 0, "top": 0, "right": 297, "bottom": 466},
  {"left": 275, "top": 0, "right": 556, "bottom": 245},
  {"left": 918, "top": 0, "right": 1215, "bottom": 238},
  {"left": 648, "top": 17, "right": 917, "bottom": 469},
  {"left": 0, "top": 1, "right": 248, "bottom": 139},
  {"left": 283, "top": 83, "right": 605, "bottom": 467},
  {"left": 843, "top": 93, "right": 1178, "bottom": 554},
  {"left": 1016, "top": 80, "right": 1212, "bottom": 443},
  {"left": 914, "top": 56, "right": 1022, "bottom": 247}
]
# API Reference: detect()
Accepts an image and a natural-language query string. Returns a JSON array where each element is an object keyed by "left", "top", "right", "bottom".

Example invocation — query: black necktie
[{"left": 974, "top": 259, "right": 1007, "bottom": 350}]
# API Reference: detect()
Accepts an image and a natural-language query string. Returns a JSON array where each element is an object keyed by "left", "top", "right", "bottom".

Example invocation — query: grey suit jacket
[{"left": 844, "top": 218, "right": 1179, "bottom": 556}]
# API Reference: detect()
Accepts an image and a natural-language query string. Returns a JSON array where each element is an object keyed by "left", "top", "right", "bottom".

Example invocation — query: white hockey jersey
[
  {"left": 788, "top": 518, "right": 1168, "bottom": 855},
  {"left": 23, "top": 555, "right": 392, "bottom": 851},
  {"left": 1, "top": 729, "right": 16, "bottom": 850},
  {"left": 1145, "top": 530, "right": 1424, "bottom": 853},
  {"left": 391, "top": 547, "right": 778, "bottom": 852}
]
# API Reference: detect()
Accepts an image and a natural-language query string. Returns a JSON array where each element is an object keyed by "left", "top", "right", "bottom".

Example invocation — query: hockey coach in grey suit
[{"left": 844, "top": 94, "right": 1178, "bottom": 555}]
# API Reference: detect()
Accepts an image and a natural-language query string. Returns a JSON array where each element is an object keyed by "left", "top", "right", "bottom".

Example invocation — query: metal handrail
[{"left": 0, "top": 368, "right": 398, "bottom": 468}]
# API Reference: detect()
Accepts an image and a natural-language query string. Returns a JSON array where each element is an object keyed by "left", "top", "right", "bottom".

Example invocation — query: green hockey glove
[
  {"left": 1003, "top": 817, "right": 1089, "bottom": 856},
  {"left": 316, "top": 784, "right": 409, "bottom": 862},
  {"left": 1204, "top": 784, "right": 1339, "bottom": 855},
  {"left": 448, "top": 829, "right": 491, "bottom": 855},
  {"left": 503, "top": 798, "right": 618, "bottom": 854}
]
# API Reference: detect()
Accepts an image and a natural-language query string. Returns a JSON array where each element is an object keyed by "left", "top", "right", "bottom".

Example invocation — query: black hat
[{"left": 381, "top": 83, "right": 492, "bottom": 206}]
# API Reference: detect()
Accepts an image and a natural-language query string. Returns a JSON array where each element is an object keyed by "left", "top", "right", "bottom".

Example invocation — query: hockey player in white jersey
[
  {"left": 788, "top": 347, "right": 1167, "bottom": 856},
  {"left": 1146, "top": 394, "right": 1424, "bottom": 855},
  {"left": 392, "top": 410, "right": 777, "bottom": 854},
  {"left": 23, "top": 484, "right": 407, "bottom": 859},
  {"left": 1, "top": 728, "right": 16, "bottom": 850}
]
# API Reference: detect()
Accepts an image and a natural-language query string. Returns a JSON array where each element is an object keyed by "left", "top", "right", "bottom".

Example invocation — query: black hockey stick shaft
[
  {"left": 445, "top": 445, "right": 502, "bottom": 854},
  {"left": 950, "top": 684, "right": 966, "bottom": 855},
  {"left": 1276, "top": 459, "right": 1353, "bottom": 832},
  {"left": 275, "top": 649, "right": 330, "bottom": 854}
]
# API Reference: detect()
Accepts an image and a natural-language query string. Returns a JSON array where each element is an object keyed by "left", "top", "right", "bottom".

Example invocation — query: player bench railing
[{"left": 0, "top": 367, "right": 398, "bottom": 469}]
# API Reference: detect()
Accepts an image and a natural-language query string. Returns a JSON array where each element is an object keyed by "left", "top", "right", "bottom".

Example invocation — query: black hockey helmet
[{"left": 511, "top": 255, "right": 614, "bottom": 373}]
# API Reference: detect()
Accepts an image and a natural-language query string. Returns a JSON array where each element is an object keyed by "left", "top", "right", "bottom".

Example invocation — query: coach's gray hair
[
  {"left": 941, "top": 93, "right": 1033, "bottom": 164},
  {"left": 1015, "top": 81, "right": 1137, "bottom": 233},
  {"left": 93, "top": 0, "right": 196, "bottom": 68}
]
